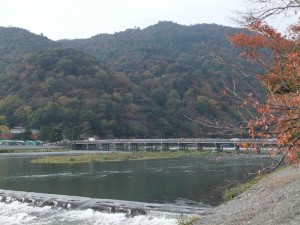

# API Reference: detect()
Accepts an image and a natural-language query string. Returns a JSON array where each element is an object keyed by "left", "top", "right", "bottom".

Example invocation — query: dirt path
[{"left": 195, "top": 165, "right": 300, "bottom": 225}]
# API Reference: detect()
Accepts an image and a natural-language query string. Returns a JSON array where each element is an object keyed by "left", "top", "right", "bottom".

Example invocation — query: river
[{"left": 0, "top": 152, "right": 271, "bottom": 224}]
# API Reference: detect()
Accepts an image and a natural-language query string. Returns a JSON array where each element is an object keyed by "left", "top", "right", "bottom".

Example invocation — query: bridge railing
[{"left": 73, "top": 138, "right": 276, "bottom": 145}]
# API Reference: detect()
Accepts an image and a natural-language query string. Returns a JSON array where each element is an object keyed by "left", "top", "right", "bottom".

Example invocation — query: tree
[
  {"left": 0, "top": 125, "right": 10, "bottom": 139},
  {"left": 19, "top": 127, "right": 33, "bottom": 140},
  {"left": 49, "top": 128, "right": 63, "bottom": 142},
  {"left": 63, "top": 127, "right": 75, "bottom": 140},
  {"left": 230, "top": 0, "right": 300, "bottom": 164},
  {"left": 38, "top": 126, "right": 51, "bottom": 141},
  {"left": 234, "top": 0, "right": 300, "bottom": 26},
  {"left": 166, "top": 89, "right": 182, "bottom": 114},
  {"left": 12, "top": 105, "right": 32, "bottom": 126}
]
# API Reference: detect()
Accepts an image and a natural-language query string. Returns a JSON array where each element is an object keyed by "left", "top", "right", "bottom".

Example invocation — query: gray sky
[
  {"left": 0, "top": 0, "right": 295, "bottom": 41},
  {"left": 0, "top": 0, "right": 244, "bottom": 40}
]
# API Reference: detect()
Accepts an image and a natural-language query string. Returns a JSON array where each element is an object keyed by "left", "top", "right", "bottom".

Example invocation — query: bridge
[{"left": 72, "top": 138, "right": 276, "bottom": 152}]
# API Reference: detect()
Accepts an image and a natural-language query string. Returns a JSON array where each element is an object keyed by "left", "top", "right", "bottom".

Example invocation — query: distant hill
[
  {"left": 0, "top": 27, "right": 60, "bottom": 67},
  {"left": 60, "top": 22, "right": 242, "bottom": 75},
  {"left": 0, "top": 23, "right": 262, "bottom": 139}
]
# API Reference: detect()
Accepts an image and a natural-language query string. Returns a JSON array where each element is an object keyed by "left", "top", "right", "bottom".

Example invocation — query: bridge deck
[{"left": 72, "top": 138, "right": 276, "bottom": 151}]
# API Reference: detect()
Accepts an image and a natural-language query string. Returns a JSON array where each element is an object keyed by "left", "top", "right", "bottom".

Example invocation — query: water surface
[
  {"left": 0, "top": 153, "right": 269, "bottom": 206},
  {"left": 0, "top": 153, "right": 272, "bottom": 224}
]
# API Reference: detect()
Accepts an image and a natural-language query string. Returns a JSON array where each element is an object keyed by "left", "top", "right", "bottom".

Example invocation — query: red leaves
[
  {"left": 229, "top": 19, "right": 300, "bottom": 163},
  {"left": 286, "top": 152, "right": 299, "bottom": 163}
]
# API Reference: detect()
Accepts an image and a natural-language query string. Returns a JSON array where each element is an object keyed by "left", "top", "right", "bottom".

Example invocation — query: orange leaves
[
  {"left": 241, "top": 143, "right": 249, "bottom": 148},
  {"left": 257, "top": 132, "right": 264, "bottom": 138},
  {"left": 229, "top": 19, "right": 300, "bottom": 163},
  {"left": 228, "top": 32, "right": 267, "bottom": 49},
  {"left": 247, "top": 126, "right": 255, "bottom": 139},
  {"left": 286, "top": 152, "right": 299, "bottom": 163},
  {"left": 228, "top": 21, "right": 291, "bottom": 65},
  {"left": 228, "top": 33, "right": 268, "bottom": 62}
]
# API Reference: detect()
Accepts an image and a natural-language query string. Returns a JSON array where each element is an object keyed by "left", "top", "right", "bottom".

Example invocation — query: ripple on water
[{"left": 3, "top": 171, "right": 134, "bottom": 181}]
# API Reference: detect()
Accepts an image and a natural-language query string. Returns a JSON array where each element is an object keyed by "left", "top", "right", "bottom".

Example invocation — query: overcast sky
[
  {"left": 0, "top": 0, "right": 245, "bottom": 40},
  {"left": 0, "top": 0, "right": 295, "bottom": 40}
]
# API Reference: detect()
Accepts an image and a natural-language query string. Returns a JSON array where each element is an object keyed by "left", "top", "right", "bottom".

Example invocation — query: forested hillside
[
  {"left": 0, "top": 27, "right": 59, "bottom": 69},
  {"left": 0, "top": 22, "right": 262, "bottom": 140}
]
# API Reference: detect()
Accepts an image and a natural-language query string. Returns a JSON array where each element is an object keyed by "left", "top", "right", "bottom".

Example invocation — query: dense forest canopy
[{"left": 0, "top": 22, "right": 263, "bottom": 140}]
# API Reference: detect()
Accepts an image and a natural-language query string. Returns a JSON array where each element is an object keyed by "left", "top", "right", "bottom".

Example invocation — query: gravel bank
[{"left": 195, "top": 165, "right": 300, "bottom": 225}]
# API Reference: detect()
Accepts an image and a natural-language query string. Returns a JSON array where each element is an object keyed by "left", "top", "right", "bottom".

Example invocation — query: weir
[{"left": 0, "top": 189, "right": 207, "bottom": 215}]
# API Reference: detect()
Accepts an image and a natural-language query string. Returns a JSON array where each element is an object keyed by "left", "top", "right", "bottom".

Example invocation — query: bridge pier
[
  {"left": 179, "top": 143, "right": 188, "bottom": 150},
  {"left": 145, "top": 143, "right": 163, "bottom": 151},
  {"left": 145, "top": 143, "right": 153, "bottom": 151},
  {"left": 101, "top": 143, "right": 110, "bottom": 151},
  {"left": 162, "top": 143, "right": 169, "bottom": 151},
  {"left": 213, "top": 143, "right": 223, "bottom": 152},
  {"left": 73, "top": 143, "right": 98, "bottom": 150},
  {"left": 235, "top": 143, "right": 240, "bottom": 152},
  {"left": 130, "top": 143, "right": 139, "bottom": 151},
  {"left": 196, "top": 143, "right": 203, "bottom": 151},
  {"left": 115, "top": 143, "right": 125, "bottom": 151},
  {"left": 256, "top": 146, "right": 261, "bottom": 153},
  {"left": 88, "top": 144, "right": 97, "bottom": 150}
]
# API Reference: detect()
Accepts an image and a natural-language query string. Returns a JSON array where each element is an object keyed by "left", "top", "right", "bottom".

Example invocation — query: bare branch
[{"left": 234, "top": 0, "right": 300, "bottom": 27}]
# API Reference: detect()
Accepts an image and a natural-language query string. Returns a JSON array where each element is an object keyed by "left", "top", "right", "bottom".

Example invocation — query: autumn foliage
[{"left": 229, "top": 20, "right": 300, "bottom": 162}]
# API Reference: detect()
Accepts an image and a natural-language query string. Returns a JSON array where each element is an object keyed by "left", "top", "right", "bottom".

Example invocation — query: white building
[{"left": 10, "top": 127, "right": 25, "bottom": 134}]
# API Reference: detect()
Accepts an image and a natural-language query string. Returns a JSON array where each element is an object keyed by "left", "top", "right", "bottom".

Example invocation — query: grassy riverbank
[
  {"left": 195, "top": 165, "right": 300, "bottom": 225},
  {"left": 31, "top": 150, "right": 212, "bottom": 164},
  {"left": 222, "top": 165, "right": 286, "bottom": 202},
  {"left": 223, "top": 176, "right": 261, "bottom": 202},
  {"left": 0, "top": 148, "right": 69, "bottom": 154}
]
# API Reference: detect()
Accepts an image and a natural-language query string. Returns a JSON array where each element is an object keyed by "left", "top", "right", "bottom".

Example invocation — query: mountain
[
  {"left": 0, "top": 27, "right": 60, "bottom": 68},
  {"left": 60, "top": 22, "right": 241, "bottom": 75},
  {"left": 0, "top": 23, "right": 262, "bottom": 139}
]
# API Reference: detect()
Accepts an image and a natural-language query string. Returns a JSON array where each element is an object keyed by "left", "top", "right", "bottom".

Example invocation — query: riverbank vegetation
[
  {"left": 223, "top": 176, "right": 261, "bottom": 202},
  {"left": 0, "top": 148, "right": 69, "bottom": 154},
  {"left": 31, "top": 150, "right": 212, "bottom": 164},
  {"left": 177, "top": 215, "right": 200, "bottom": 225},
  {"left": 196, "top": 165, "right": 300, "bottom": 224},
  {"left": 223, "top": 164, "right": 288, "bottom": 202}
]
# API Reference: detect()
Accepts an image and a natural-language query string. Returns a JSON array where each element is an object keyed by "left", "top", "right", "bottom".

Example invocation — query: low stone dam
[{"left": 0, "top": 189, "right": 207, "bottom": 216}]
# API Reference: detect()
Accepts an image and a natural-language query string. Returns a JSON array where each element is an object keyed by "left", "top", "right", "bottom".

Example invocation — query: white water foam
[{"left": 0, "top": 201, "right": 180, "bottom": 225}]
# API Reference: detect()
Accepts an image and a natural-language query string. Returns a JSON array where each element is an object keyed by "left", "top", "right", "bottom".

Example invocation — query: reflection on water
[{"left": 0, "top": 154, "right": 271, "bottom": 206}]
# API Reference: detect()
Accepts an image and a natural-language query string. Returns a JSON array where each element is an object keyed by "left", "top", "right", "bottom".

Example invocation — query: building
[{"left": 10, "top": 127, "right": 25, "bottom": 134}]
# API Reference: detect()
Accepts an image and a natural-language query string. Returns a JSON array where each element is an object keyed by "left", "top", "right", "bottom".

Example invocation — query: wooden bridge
[{"left": 72, "top": 138, "right": 276, "bottom": 152}]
